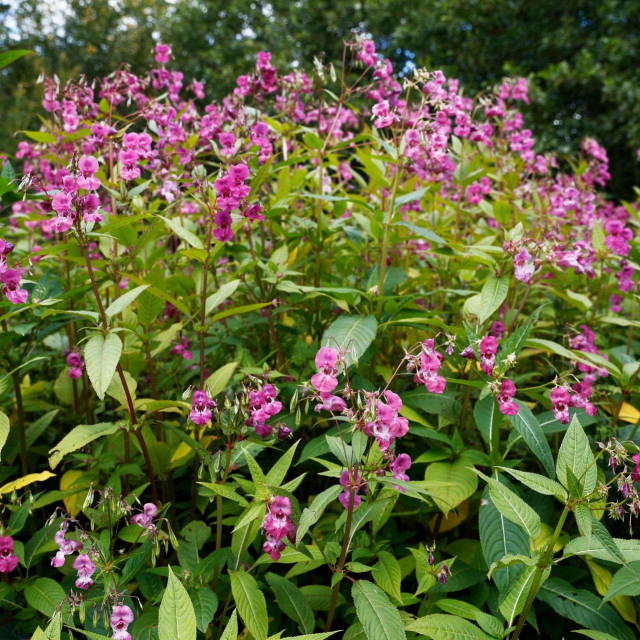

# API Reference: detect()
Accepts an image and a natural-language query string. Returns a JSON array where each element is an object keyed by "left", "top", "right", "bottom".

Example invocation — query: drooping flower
[
  {"left": 51, "top": 527, "right": 83, "bottom": 567},
  {"left": 73, "top": 553, "right": 96, "bottom": 590},
  {"left": 513, "top": 248, "right": 534, "bottom": 283},
  {"left": 479, "top": 335, "right": 499, "bottom": 375},
  {"left": 364, "top": 391, "right": 409, "bottom": 451},
  {"left": 338, "top": 469, "right": 366, "bottom": 510},
  {"left": 389, "top": 453, "right": 412, "bottom": 491},
  {"left": 110, "top": 605, "right": 135, "bottom": 640},
  {"left": 497, "top": 379, "right": 519, "bottom": 416},
  {"left": 550, "top": 386, "right": 572, "bottom": 424},
  {"left": 0, "top": 268, "right": 28, "bottom": 304},
  {"left": 154, "top": 43, "right": 172, "bottom": 65},
  {"left": 130, "top": 503, "right": 158, "bottom": 531},
  {"left": 261, "top": 496, "right": 296, "bottom": 561},
  {"left": 248, "top": 383, "right": 282, "bottom": 439},
  {"left": 0, "top": 537, "right": 19, "bottom": 573},
  {"left": 189, "top": 389, "right": 216, "bottom": 426},
  {"left": 310, "top": 347, "right": 339, "bottom": 393},
  {"left": 170, "top": 336, "right": 193, "bottom": 360},
  {"left": 314, "top": 393, "right": 347, "bottom": 413},
  {"left": 66, "top": 350, "right": 85, "bottom": 379},
  {"left": 413, "top": 339, "right": 446, "bottom": 394}
]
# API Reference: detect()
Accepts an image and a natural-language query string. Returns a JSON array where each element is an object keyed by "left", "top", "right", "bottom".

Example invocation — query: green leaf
[
  {"left": 573, "top": 632, "right": 621, "bottom": 640},
  {"left": 230, "top": 570, "right": 268, "bottom": 640},
  {"left": 0, "top": 410, "right": 9, "bottom": 460},
  {"left": 105, "top": 284, "right": 149, "bottom": 319},
  {"left": 573, "top": 504, "right": 592, "bottom": 540},
  {"left": 479, "top": 276, "right": 509, "bottom": 324},
  {"left": 556, "top": 414, "right": 596, "bottom": 496},
  {"left": 476, "top": 470, "right": 540, "bottom": 540},
  {"left": 199, "top": 482, "right": 248, "bottom": 506},
  {"left": 189, "top": 587, "right": 219, "bottom": 633},
  {"left": 565, "top": 467, "right": 584, "bottom": 499},
  {"left": 49, "top": 422, "right": 118, "bottom": 469},
  {"left": 205, "top": 280, "right": 241, "bottom": 315},
  {"left": 496, "top": 467, "right": 567, "bottom": 502},
  {"left": 499, "top": 565, "right": 549, "bottom": 625},
  {"left": 372, "top": 551, "right": 403, "bottom": 602},
  {"left": 473, "top": 396, "right": 498, "bottom": 446},
  {"left": 321, "top": 315, "right": 377, "bottom": 367},
  {"left": 120, "top": 539, "right": 152, "bottom": 586},
  {"left": 20, "top": 130, "right": 56, "bottom": 143},
  {"left": 435, "top": 600, "right": 504, "bottom": 638},
  {"left": 43, "top": 612, "right": 62, "bottom": 640},
  {"left": 604, "top": 562, "right": 640, "bottom": 601},
  {"left": 219, "top": 609, "right": 238, "bottom": 640},
  {"left": 266, "top": 573, "right": 314, "bottom": 633},
  {"left": 296, "top": 485, "right": 343, "bottom": 545},
  {"left": 564, "top": 536, "right": 640, "bottom": 564},
  {"left": 396, "top": 221, "right": 445, "bottom": 244},
  {"left": 336, "top": 499, "right": 389, "bottom": 550},
  {"left": 425, "top": 460, "right": 478, "bottom": 516},
  {"left": 591, "top": 219, "right": 607, "bottom": 255},
  {"left": 158, "top": 569, "right": 197, "bottom": 640},
  {"left": 406, "top": 613, "right": 486, "bottom": 639},
  {"left": 24, "top": 578, "right": 65, "bottom": 617},
  {"left": 204, "top": 362, "right": 238, "bottom": 397},
  {"left": 591, "top": 517, "right": 627, "bottom": 565},
  {"left": 351, "top": 580, "right": 406, "bottom": 640},
  {"left": 538, "top": 578, "right": 634, "bottom": 640},
  {"left": 0, "top": 49, "right": 33, "bottom": 69},
  {"left": 158, "top": 215, "right": 204, "bottom": 250},
  {"left": 266, "top": 441, "right": 300, "bottom": 487},
  {"left": 84, "top": 332, "right": 123, "bottom": 400},
  {"left": 507, "top": 402, "right": 555, "bottom": 477}
]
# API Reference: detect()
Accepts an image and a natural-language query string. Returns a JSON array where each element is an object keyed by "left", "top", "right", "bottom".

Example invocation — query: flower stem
[
  {"left": 325, "top": 486, "right": 356, "bottom": 631},
  {"left": 510, "top": 507, "right": 569, "bottom": 640}
]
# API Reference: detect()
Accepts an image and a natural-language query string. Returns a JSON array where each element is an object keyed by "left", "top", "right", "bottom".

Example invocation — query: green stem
[
  {"left": 324, "top": 486, "right": 356, "bottom": 631},
  {"left": 510, "top": 508, "right": 569, "bottom": 640}
]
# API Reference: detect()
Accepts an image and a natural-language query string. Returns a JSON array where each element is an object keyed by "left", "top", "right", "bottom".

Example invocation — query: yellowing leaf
[
  {"left": 0, "top": 471, "right": 55, "bottom": 494},
  {"left": 587, "top": 560, "right": 637, "bottom": 624},
  {"left": 604, "top": 402, "right": 640, "bottom": 424},
  {"left": 60, "top": 470, "right": 90, "bottom": 517},
  {"left": 429, "top": 499, "right": 469, "bottom": 533}
]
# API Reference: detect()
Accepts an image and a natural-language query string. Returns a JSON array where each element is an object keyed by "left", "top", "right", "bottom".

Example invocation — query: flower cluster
[
  {"left": 212, "top": 164, "right": 253, "bottom": 241},
  {"left": 550, "top": 383, "right": 596, "bottom": 424},
  {"left": 412, "top": 339, "right": 446, "bottom": 394},
  {"left": 66, "top": 350, "right": 85, "bottom": 379},
  {"left": 496, "top": 379, "right": 519, "bottom": 416},
  {"left": 389, "top": 453, "right": 412, "bottom": 491},
  {"left": 51, "top": 525, "right": 83, "bottom": 567},
  {"left": 311, "top": 347, "right": 340, "bottom": 393},
  {"left": 248, "top": 383, "right": 283, "bottom": 439},
  {"left": 339, "top": 469, "right": 367, "bottom": 509},
  {"left": 261, "top": 496, "right": 296, "bottom": 561},
  {"left": 189, "top": 389, "right": 216, "bottom": 426},
  {"left": 0, "top": 238, "right": 28, "bottom": 304},
  {"left": 170, "top": 336, "right": 193, "bottom": 360},
  {"left": 363, "top": 390, "right": 409, "bottom": 452},
  {"left": 478, "top": 335, "right": 499, "bottom": 375}
]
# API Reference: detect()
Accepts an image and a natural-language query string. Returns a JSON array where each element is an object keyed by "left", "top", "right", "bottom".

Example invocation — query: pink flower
[
  {"left": 479, "top": 335, "right": 499, "bottom": 375},
  {"left": 77, "top": 155, "right": 100, "bottom": 190},
  {"left": 131, "top": 503, "right": 158, "bottom": 531},
  {"left": 314, "top": 393, "right": 347, "bottom": 413},
  {"left": 190, "top": 389, "right": 216, "bottom": 426},
  {"left": 51, "top": 528, "right": 83, "bottom": 567},
  {"left": 73, "top": 554, "right": 96, "bottom": 590},
  {"left": 550, "top": 386, "right": 571, "bottom": 424},
  {"left": 389, "top": 453, "right": 412, "bottom": 491},
  {"left": 338, "top": 470, "right": 365, "bottom": 509},
  {"left": 155, "top": 43, "right": 172, "bottom": 65},
  {"left": 1, "top": 269, "right": 28, "bottom": 304},
  {"left": 631, "top": 453, "right": 640, "bottom": 482},
  {"left": 110, "top": 604, "right": 134, "bottom": 640},
  {"left": 513, "top": 248, "right": 534, "bottom": 283},
  {"left": 170, "top": 336, "right": 192, "bottom": 360},
  {"left": 497, "top": 378, "right": 519, "bottom": 415},
  {"left": 372, "top": 100, "right": 398, "bottom": 128},
  {"left": 311, "top": 347, "right": 339, "bottom": 393},
  {"left": 0, "top": 537, "right": 19, "bottom": 573},
  {"left": 414, "top": 339, "right": 446, "bottom": 394},
  {"left": 261, "top": 496, "right": 295, "bottom": 561},
  {"left": 66, "top": 350, "right": 85, "bottom": 379}
]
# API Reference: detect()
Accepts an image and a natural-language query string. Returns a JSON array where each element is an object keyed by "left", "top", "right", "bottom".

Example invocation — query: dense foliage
[
  {"left": 1, "top": 38, "right": 640, "bottom": 640},
  {"left": 2, "top": 0, "right": 640, "bottom": 199}
]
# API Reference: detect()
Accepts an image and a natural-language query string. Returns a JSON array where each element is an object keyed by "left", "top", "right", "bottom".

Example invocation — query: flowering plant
[{"left": 1, "top": 37, "right": 640, "bottom": 640}]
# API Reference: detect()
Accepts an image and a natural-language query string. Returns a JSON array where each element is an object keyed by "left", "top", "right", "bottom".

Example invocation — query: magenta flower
[
  {"left": 414, "top": 339, "right": 447, "bottom": 394},
  {"left": 1, "top": 268, "right": 28, "bottom": 304},
  {"left": 170, "top": 336, "right": 192, "bottom": 360},
  {"left": 479, "top": 335, "right": 499, "bottom": 375},
  {"left": 315, "top": 393, "right": 347, "bottom": 413},
  {"left": 0, "top": 536, "right": 19, "bottom": 573},
  {"left": 131, "top": 503, "right": 158, "bottom": 531},
  {"left": 550, "top": 386, "right": 572, "bottom": 424},
  {"left": 261, "top": 496, "right": 295, "bottom": 561},
  {"left": 311, "top": 347, "right": 339, "bottom": 393},
  {"left": 389, "top": 453, "right": 412, "bottom": 491},
  {"left": 338, "top": 470, "right": 366, "bottom": 509},
  {"left": 513, "top": 248, "right": 534, "bottom": 283},
  {"left": 51, "top": 528, "right": 83, "bottom": 567},
  {"left": 631, "top": 454, "right": 640, "bottom": 483},
  {"left": 154, "top": 43, "right": 172, "bottom": 65},
  {"left": 110, "top": 604, "right": 134, "bottom": 640},
  {"left": 497, "top": 379, "right": 519, "bottom": 416},
  {"left": 66, "top": 350, "right": 85, "bottom": 379},
  {"left": 77, "top": 155, "right": 100, "bottom": 190},
  {"left": 189, "top": 389, "right": 216, "bottom": 426},
  {"left": 371, "top": 100, "right": 398, "bottom": 128},
  {"left": 247, "top": 384, "right": 282, "bottom": 439},
  {"left": 73, "top": 553, "right": 96, "bottom": 590}
]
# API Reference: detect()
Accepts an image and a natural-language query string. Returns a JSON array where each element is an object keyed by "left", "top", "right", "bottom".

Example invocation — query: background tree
[{"left": 1, "top": 0, "right": 639, "bottom": 197}]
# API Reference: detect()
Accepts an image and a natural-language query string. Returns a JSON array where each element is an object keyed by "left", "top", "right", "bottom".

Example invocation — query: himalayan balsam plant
[{"left": 1, "top": 35, "right": 640, "bottom": 640}]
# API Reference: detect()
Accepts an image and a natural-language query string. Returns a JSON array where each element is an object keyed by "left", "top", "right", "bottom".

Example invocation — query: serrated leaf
[
  {"left": 574, "top": 504, "right": 592, "bottom": 540},
  {"left": 591, "top": 518, "right": 627, "bottom": 565},
  {"left": 230, "top": 570, "right": 268, "bottom": 640},
  {"left": 351, "top": 580, "right": 406, "bottom": 640},
  {"left": 473, "top": 395, "right": 498, "bottom": 446},
  {"left": 189, "top": 587, "right": 219, "bottom": 633},
  {"left": 105, "top": 284, "right": 149, "bottom": 319},
  {"left": 372, "top": 551, "right": 403, "bottom": 602},
  {"left": 425, "top": 460, "right": 478, "bottom": 516},
  {"left": 205, "top": 280, "right": 241, "bottom": 315},
  {"left": 507, "top": 403, "right": 555, "bottom": 477},
  {"left": 296, "top": 485, "right": 343, "bottom": 545},
  {"left": 49, "top": 422, "right": 118, "bottom": 469},
  {"left": 476, "top": 470, "right": 540, "bottom": 540},
  {"left": 321, "top": 315, "right": 377, "bottom": 368},
  {"left": 566, "top": 467, "right": 583, "bottom": 499},
  {"left": 556, "top": 414, "right": 596, "bottom": 496},
  {"left": 85, "top": 332, "right": 122, "bottom": 400},
  {"left": 266, "top": 573, "right": 314, "bottom": 633},
  {"left": 159, "top": 569, "right": 197, "bottom": 640},
  {"left": 199, "top": 482, "right": 248, "bottom": 506},
  {"left": 499, "top": 565, "right": 549, "bottom": 625},
  {"left": 435, "top": 599, "right": 504, "bottom": 637},
  {"left": 479, "top": 276, "right": 508, "bottom": 324},
  {"left": 24, "top": 578, "right": 65, "bottom": 617},
  {"left": 219, "top": 609, "right": 238, "bottom": 640},
  {"left": 496, "top": 467, "right": 567, "bottom": 501},
  {"left": 266, "top": 441, "right": 300, "bottom": 488},
  {"left": 158, "top": 214, "right": 203, "bottom": 249},
  {"left": 564, "top": 536, "right": 640, "bottom": 564},
  {"left": 538, "top": 578, "right": 633, "bottom": 640},
  {"left": 406, "top": 613, "right": 486, "bottom": 639},
  {"left": 604, "top": 562, "right": 640, "bottom": 601}
]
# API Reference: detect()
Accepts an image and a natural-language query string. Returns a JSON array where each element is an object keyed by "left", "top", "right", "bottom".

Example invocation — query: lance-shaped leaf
[
  {"left": 352, "top": 580, "right": 406, "bottom": 640},
  {"left": 85, "top": 332, "right": 122, "bottom": 400},
  {"left": 49, "top": 422, "right": 119, "bottom": 469},
  {"left": 230, "top": 570, "right": 268, "bottom": 640},
  {"left": 556, "top": 414, "right": 597, "bottom": 496},
  {"left": 507, "top": 402, "right": 555, "bottom": 477},
  {"left": 159, "top": 569, "right": 197, "bottom": 640}
]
